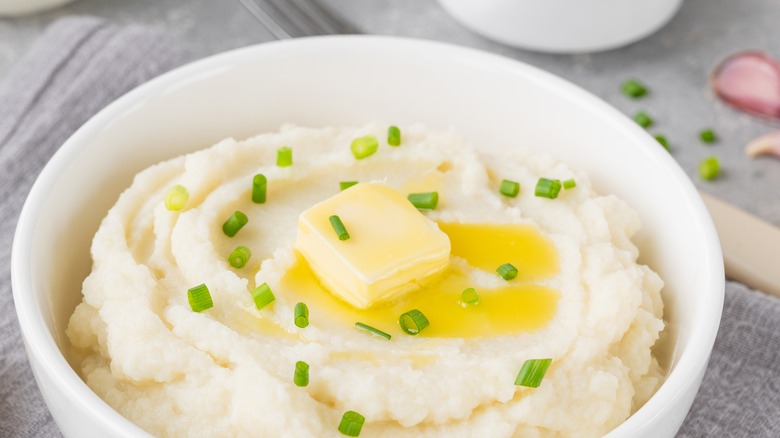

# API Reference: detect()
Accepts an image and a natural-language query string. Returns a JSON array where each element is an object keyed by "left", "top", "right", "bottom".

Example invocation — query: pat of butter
[{"left": 296, "top": 183, "right": 450, "bottom": 309}]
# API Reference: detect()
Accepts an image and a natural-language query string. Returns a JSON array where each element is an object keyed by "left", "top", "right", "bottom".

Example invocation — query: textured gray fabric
[
  {"left": 0, "top": 16, "right": 191, "bottom": 438},
  {"left": 1, "top": 15, "right": 778, "bottom": 438}
]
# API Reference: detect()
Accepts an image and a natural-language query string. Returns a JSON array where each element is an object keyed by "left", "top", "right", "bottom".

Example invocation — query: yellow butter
[{"left": 296, "top": 183, "right": 450, "bottom": 309}]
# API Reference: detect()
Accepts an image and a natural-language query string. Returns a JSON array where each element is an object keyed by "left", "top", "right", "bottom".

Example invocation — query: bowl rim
[{"left": 11, "top": 34, "right": 724, "bottom": 437}]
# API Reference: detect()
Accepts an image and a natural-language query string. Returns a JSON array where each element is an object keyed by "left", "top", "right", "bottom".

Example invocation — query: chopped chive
[
  {"left": 228, "top": 246, "right": 252, "bottom": 269},
  {"left": 276, "top": 146, "right": 293, "bottom": 167},
  {"left": 252, "top": 174, "right": 267, "bottom": 204},
  {"left": 563, "top": 179, "right": 576, "bottom": 190},
  {"left": 294, "top": 361, "right": 309, "bottom": 387},
  {"left": 633, "top": 111, "right": 653, "bottom": 128},
  {"left": 222, "top": 211, "right": 248, "bottom": 237},
  {"left": 187, "top": 283, "right": 213, "bottom": 312},
  {"left": 515, "top": 358, "right": 553, "bottom": 388},
  {"left": 387, "top": 125, "right": 401, "bottom": 146},
  {"left": 700, "top": 129, "right": 717, "bottom": 144},
  {"left": 329, "top": 215, "right": 350, "bottom": 241},
  {"left": 354, "top": 322, "right": 392, "bottom": 340},
  {"left": 340, "top": 181, "right": 358, "bottom": 191},
  {"left": 621, "top": 79, "right": 647, "bottom": 99},
  {"left": 534, "top": 178, "right": 562, "bottom": 199},
  {"left": 699, "top": 156, "right": 720, "bottom": 181},
  {"left": 499, "top": 179, "right": 520, "bottom": 198},
  {"left": 294, "top": 302, "right": 309, "bottom": 328},
  {"left": 164, "top": 184, "right": 189, "bottom": 211},
  {"left": 459, "top": 288, "right": 480, "bottom": 307},
  {"left": 251, "top": 283, "right": 275, "bottom": 309},
  {"left": 338, "top": 411, "right": 365, "bottom": 437},
  {"left": 407, "top": 192, "right": 438, "bottom": 210},
  {"left": 351, "top": 135, "right": 379, "bottom": 159},
  {"left": 654, "top": 134, "right": 670, "bottom": 152},
  {"left": 497, "top": 263, "right": 518, "bottom": 280},
  {"left": 399, "top": 309, "right": 429, "bottom": 335}
]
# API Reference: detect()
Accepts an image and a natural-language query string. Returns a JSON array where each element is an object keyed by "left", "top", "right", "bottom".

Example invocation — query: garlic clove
[
  {"left": 712, "top": 51, "right": 780, "bottom": 120},
  {"left": 745, "top": 130, "right": 780, "bottom": 159}
]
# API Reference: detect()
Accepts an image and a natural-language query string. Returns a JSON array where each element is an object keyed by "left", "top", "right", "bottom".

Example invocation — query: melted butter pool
[{"left": 280, "top": 222, "right": 559, "bottom": 338}]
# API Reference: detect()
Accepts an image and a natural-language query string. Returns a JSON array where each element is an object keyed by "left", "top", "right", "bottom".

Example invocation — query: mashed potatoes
[{"left": 66, "top": 124, "right": 664, "bottom": 437}]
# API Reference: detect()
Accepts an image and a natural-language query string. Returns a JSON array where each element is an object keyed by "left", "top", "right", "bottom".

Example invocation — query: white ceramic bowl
[{"left": 12, "top": 36, "right": 723, "bottom": 438}]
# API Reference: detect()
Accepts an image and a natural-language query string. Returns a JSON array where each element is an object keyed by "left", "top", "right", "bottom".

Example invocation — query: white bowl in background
[
  {"left": 12, "top": 36, "right": 723, "bottom": 438},
  {"left": 438, "top": 0, "right": 684, "bottom": 53}
]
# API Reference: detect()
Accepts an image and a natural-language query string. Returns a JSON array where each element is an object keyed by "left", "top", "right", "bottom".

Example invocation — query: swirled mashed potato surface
[{"left": 66, "top": 124, "right": 664, "bottom": 437}]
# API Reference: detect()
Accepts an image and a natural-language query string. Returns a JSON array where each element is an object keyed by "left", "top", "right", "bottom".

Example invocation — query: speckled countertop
[{"left": 1, "top": 0, "right": 778, "bottom": 225}]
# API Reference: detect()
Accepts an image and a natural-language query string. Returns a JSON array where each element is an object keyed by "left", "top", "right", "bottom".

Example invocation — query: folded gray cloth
[{"left": 0, "top": 15, "right": 778, "bottom": 438}]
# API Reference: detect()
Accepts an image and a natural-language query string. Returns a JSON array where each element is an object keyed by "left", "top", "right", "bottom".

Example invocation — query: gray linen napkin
[{"left": 1, "top": 16, "right": 778, "bottom": 438}]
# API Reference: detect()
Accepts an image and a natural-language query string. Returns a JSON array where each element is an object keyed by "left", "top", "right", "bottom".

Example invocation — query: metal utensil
[{"left": 237, "top": 0, "right": 359, "bottom": 39}]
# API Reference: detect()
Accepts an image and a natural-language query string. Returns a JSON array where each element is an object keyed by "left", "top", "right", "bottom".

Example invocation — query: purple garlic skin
[
  {"left": 745, "top": 130, "right": 780, "bottom": 160},
  {"left": 712, "top": 51, "right": 780, "bottom": 120}
]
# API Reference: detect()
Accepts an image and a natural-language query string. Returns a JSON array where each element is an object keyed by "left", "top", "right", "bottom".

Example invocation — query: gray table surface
[{"left": 1, "top": 0, "right": 779, "bottom": 226}]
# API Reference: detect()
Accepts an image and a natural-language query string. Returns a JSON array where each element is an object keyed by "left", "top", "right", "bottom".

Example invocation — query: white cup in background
[
  {"left": 0, "top": 0, "right": 76, "bottom": 16},
  {"left": 438, "top": 0, "right": 684, "bottom": 53}
]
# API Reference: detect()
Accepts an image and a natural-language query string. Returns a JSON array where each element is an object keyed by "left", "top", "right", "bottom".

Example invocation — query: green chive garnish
[
  {"left": 534, "top": 178, "right": 562, "bottom": 199},
  {"left": 187, "top": 283, "right": 213, "bottom": 312},
  {"left": 329, "top": 215, "right": 350, "bottom": 241},
  {"left": 164, "top": 184, "right": 189, "bottom": 211},
  {"left": 294, "top": 360, "right": 309, "bottom": 387},
  {"left": 228, "top": 246, "right": 251, "bottom": 269},
  {"left": 351, "top": 135, "right": 379, "bottom": 159},
  {"left": 251, "top": 283, "right": 275, "bottom": 309},
  {"left": 515, "top": 358, "right": 553, "bottom": 388},
  {"left": 222, "top": 211, "right": 248, "bottom": 237},
  {"left": 499, "top": 179, "right": 520, "bottom": 198},
  {"left": 459, "top": 288, "right": 480, "bottom": 307},
  {"left": 276, "top": 146, "right": 293, "bottom": 167},
  {"left": 340, "top": 181, "right": 358, "bottom": 191},
  {"left": 700, "top": 129, "right": 717, "bottom": 144},
  {"left": 699, "top": 156, "right": 720, "bottom": 181},
  {"left": 294, "top": 302, "right": 309, "bottom": 328},
  {"left": 399, "top": 309, "right": 429, "bottom": 335},
  {"left": 633, "top": 111, "right": 653, "bottom": 128},
  {"left": 407, "top": 192, "right": 438, "bottom": 210},
  {"left": 563, "top": 179, "right": 576, "bottom": 190},
  {"left": 621, "top": 79, "right": 647, "bottom": 99},
  {"left": 338, "top": 411, "right": 365, "bottom": 437},
  {"left": 388, "top": 125, "right": 401, "bottom": 146},
  {"left": 497, "top": 263, "right": 518, "bottom": 280},
  {"left": 252, "top": 174, "right": 267, "bottom": 204},
  {"left": 354, "top": 322, "right": 392, "bottom": 340},
  {"left": 654, "top": 134, "right": 670, "bottom": 152}
]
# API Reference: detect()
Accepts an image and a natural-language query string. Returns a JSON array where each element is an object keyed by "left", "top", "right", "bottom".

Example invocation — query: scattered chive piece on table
[
  {"left": 515, "top": 358, "right": 553, "bottom": 388},
  {"left": 351, "top": 135, "right": 379, "bottom": 159},
  {"left": 187, "top": 283, "right": 213, "bottom": 312},
  {"left": 329, "top": 215, "right": 350, "bottom": 241},
  {"left": 251, "top": 283, "right": 275, "bottom": 309},
  {"left": 563, "top": 179, "right": 576, "bottom": 190},
  {"left": 338, "top": 411, "right": 365, "bottom": 437},
  {"left": 499, "top": 179, "right": 520, "bottom": 198},
  {"left": 252, "top": 174, "right": 267, "bottom": 204},
  {"left": 228, "top": 246, "right": 251, "bottom": 269},
  {"left": 222, "top": 211, "right": 248, "bottom": 237},
  {"left": 399, "top": 309, "right": 430, "bottom": 335},
  {"left": 387, "top": 125, "right": 401, "bottom": 146},
  {"left": 294, "top": 361, "right": 309, "bottom": 387},
  {"left": 633, "top": 111, "right": 653, "bottom": 128},
  {"left": 407, "top": 192, "right": 439, "bottom": 210},
  {"left": 460, "top": 287, "right": 480, "bottom": 306},
  {"left": 355, "top": 322, "right": 392, "bottom": 340},
  {"left": 276, "top": 146, "right": 293, "bottom": 167},
  {"left": 294, "top": 302, "right": 309, "bottom": 328},
  {"left": 534, "top": 178, "right": 562, "bottom": 199},
  {"left": 621, "top": 79, "right": 648, "bottom": 99},
  {"left": 699, "top": 156, "right": 720, "bottom": 181},
  {"left": 496, "top": 263, "right": 518, "bottom": 280},
  {"left": 164, "top": 184, "right": 189, "bottom": 211},
  {"left": 340, "top": 181, "right": 358, "bottom": 191},
  {"left": 700, "top": 129, "right": 717, "bottom": 144},
  {"left": 654, "top": 134, "right": 670, "bottom": 151}
]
